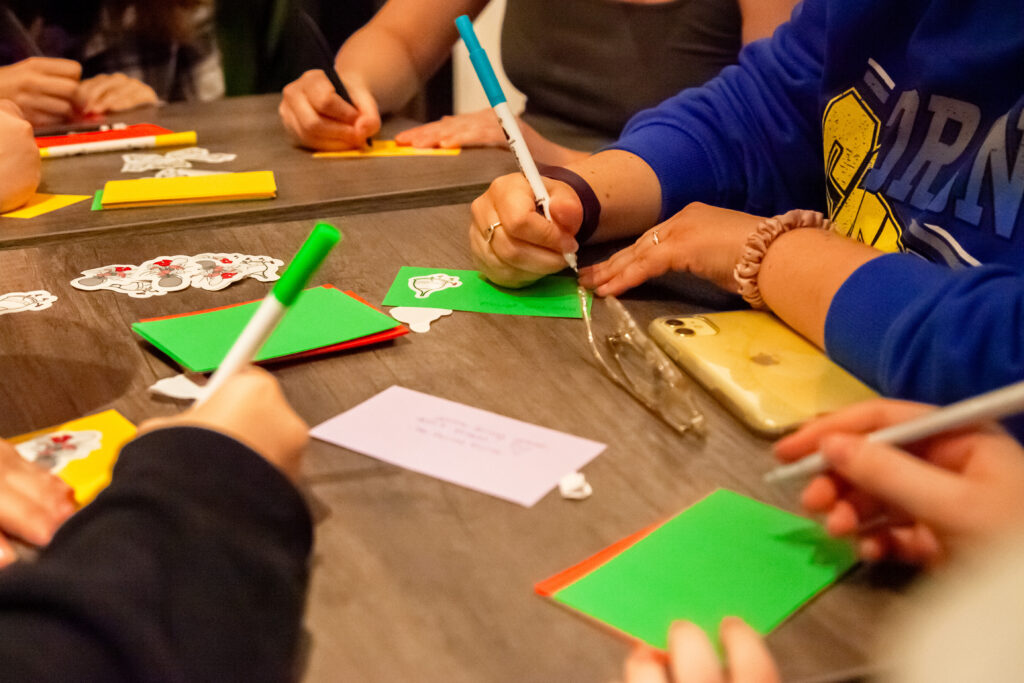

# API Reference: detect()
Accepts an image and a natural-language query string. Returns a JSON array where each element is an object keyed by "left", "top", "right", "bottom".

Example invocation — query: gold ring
[
  {"left": 485, "top": 221, "right": 501, "bottom": 243},
  {"left": 651, "top": 229, "right": 661, "bottom": 246}
]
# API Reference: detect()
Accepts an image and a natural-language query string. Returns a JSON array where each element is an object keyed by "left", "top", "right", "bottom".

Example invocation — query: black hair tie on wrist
[{"left": 538, "top": 164, "right": 602, "bottom": 246}]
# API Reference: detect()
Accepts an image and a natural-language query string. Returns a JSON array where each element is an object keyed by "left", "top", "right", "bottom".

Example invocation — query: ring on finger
[
  {"left": 651, "top": 229, "right": 661, "bottom": 246},
  {"left": 485, "top": 220, "right": 501, "bottom": 244}
]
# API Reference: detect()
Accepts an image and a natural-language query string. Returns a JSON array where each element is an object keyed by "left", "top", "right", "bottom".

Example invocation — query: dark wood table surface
[
  {"left": 0, "top": 203, "right": 903, "bottom": 682},
  {"left": 1, "top": 94, "right": 515, "bottom": 248}
]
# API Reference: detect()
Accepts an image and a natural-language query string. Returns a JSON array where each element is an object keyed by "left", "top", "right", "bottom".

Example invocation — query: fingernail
[{"left": 720, "top": 616, "right": 743, "bottom": 631}]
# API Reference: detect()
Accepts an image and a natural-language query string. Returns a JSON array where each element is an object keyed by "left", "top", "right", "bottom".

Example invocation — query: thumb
[
  {"left": 822, "top": 434, "right": 965, "bottom": 525},
  {"left": 546, "top": 179, "right": 584, "bottom": 235},
  {"left": 348, "top": 84, "right": 381, "bottom": 138}
]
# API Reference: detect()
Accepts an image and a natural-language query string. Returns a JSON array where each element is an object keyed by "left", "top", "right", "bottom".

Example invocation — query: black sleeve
[{"left": 0, "top": 426, "right": 313, "bottom": 683}]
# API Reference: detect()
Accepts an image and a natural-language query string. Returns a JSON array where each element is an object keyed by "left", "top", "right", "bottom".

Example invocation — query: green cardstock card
[
  {"left": 132, "top": 285, "right": 400, "bottom": 372},
  {"left": 382, "top": 267, "right": 589, "bottom": 318},
  {"left": 548, "top": 489, "right": 857, "bottom": 650}
]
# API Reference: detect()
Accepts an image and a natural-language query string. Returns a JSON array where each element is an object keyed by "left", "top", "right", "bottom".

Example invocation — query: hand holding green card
[
  {"left": 536, "top": 489, "right": 857, "bottom": 650},
  {"left": 382, "top": 267, "right": 590, "bottom": 318}
]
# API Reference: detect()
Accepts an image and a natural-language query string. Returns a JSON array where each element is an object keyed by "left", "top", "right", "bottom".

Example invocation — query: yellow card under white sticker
[
  {"left": 1, "top": 193, "right": 91, "bottom": 219},
  {"left": 313, "top": 140, "right": 461, "bottom": 158},
  {"left": 100, "top": 170, "right": 276, "bottom": 208},
  {"left": 9, "top": 409, "right": 137, "bottom": 505}
]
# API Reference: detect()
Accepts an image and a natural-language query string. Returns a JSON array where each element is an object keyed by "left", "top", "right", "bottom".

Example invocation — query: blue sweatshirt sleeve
[
  {"left": 606, "top": 0, "right": 827, "bottom": 221},
  {"left": 826, "top": 253, "right": 1024, "bottom": 438}
]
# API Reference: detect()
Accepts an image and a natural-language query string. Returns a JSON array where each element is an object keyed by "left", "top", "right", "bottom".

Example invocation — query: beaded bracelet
[{"left": 733, "top": 209, "right": 831, "bottom": 309}]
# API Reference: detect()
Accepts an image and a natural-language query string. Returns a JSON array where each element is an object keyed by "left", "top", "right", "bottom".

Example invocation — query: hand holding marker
[
  {"left": 764, "top": 378, "right": 1024, "bottom": 484},
  {"left": 297, "top": 10, "right": 372, "bottom": 148},
  {"left": 197, "top": 223, "right": 342, "bottom": 405},
  {"left": 454, "top": 15, "right": 578, "bottom": 273}
]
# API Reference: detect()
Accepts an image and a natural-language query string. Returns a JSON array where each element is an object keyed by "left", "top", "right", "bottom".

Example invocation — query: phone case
[{"left": 648, "top": 311, "right": 877, "bottom": 437}]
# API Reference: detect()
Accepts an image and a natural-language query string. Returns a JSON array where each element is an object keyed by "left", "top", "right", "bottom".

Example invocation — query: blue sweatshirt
[{"left": 610, "top": 0, "right": 1024, "bottom": 433}]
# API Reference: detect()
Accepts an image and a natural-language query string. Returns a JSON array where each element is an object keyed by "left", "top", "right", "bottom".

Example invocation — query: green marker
[{"left": 196, "top": 222, "right": 342, "bottom": 404}]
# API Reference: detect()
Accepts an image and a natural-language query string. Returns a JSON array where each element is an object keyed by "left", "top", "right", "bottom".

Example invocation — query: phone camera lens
[
  {"left": 675, "top": 327, "right": 696, "bottom": 336},
  {"left": 665, "top": 319, "right": 684, "bottom": 326}
]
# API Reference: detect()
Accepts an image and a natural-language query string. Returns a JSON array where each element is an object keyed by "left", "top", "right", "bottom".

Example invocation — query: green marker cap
[{"left": 272, "top": 222, "right": 342, "bottom": 306}]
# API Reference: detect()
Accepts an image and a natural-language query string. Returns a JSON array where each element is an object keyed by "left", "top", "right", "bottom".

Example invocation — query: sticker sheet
[{"left": 70, "top": 253, "right": 284, "bottom": 298}]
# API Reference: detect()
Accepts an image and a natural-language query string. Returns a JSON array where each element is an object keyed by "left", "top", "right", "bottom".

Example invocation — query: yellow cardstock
[
  {"left": 1, "top": 193, "right": 91, "bottom": 219},
  {"left": 100, "top": 170, "right": 277, "bottom": 208},
  {"left": 313, "top": 140, "right": 461, "bottom": 158},
  {"left": 9, "top": 409, "right": 137, "bottom": 505}
]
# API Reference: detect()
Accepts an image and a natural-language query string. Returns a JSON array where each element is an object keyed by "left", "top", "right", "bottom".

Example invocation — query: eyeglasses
[{"left": 578, "top": 286, "right": 706, "bottom": 436}]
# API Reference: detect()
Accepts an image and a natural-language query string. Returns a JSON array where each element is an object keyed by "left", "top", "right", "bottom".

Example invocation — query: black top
[
  {"left": 502, "top": 0, "right": 741, "bottom": 148},
  {"left": 0, "top": 426, "right": 312, "bottom": 682}
]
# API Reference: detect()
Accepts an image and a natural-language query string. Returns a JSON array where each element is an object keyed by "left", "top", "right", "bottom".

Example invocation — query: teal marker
[
  {"left": 455, "top": 15, "right": 577, "bottom": 272},
  {"left": 197, "top": 222, "right": 342, "bottom": 404}
]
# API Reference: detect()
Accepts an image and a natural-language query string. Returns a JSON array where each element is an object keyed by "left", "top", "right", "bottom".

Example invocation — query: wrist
[
  {"left": 734, "top": 209, "right": 832, "bottom": 310},
  {"left": 539, "top": 164, "right": 602, "bottom": 244}
]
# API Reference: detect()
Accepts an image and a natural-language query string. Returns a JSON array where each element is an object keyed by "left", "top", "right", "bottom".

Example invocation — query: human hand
[
  {"left": 774, "top": 399, "right": 1024, "bottom": 566},
  {"left": 139, "top": 367, "right": 309, "bottom": 483},
  {"left": 0, "top": 57, "right": 81, "bottom": 126},
  {"left": 580, "top": 202, "right": 761, "bottom": 297},
  {"left": 0, "top": 99, "right": 42, "bottom": 213},
  {"left": 623, "top": 618, "right": 779, "bottom": 683},
  {"left": 72, "top": 73, "right": 158, "bottom": 115},
  {"left": 469, "top": 173, "right": 582, "bottom": 288},
  {"left": 0, "top": 439, "right": 76, "bottom": 566},
  {"left": 279, "top": 69, "right": 380, "bottom": 150},
  {"left": 395, "top": 107, "right": 505, "bottom": 149}
]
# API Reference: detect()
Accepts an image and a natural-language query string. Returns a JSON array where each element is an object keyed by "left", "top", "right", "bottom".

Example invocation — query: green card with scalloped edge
[{"left": 382, "top": 267, "right": 588, "bottom": 318}]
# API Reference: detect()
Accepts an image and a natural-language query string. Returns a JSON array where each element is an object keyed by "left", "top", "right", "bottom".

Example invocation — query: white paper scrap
[
  {"left": 558, "top": 472, "right": 593, "bottom": 500},
  {"left": 149, "top": 374, "right": 204, "bottom": 400},
  {"left": 311, "top": 385, "right": 606, "bottom": 507}
]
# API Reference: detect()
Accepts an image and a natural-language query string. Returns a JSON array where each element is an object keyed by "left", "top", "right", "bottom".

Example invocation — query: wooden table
[
  {"left": 0, "top": 203, "right": 899, "bottom": 682},
  {"left": 2, "top": 94, "right": 515, "bottom": 248}
]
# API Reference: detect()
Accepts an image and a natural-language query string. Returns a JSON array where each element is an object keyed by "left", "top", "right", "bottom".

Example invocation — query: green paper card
[
  {"left": 382, "top": 267, "right": 589, "bottom": 318},
  {"left": 546, "top": 489, "right": 856, "bottom": 650},
  {"left": 132, "top": 285, "right": 400, "bottom": 372}
]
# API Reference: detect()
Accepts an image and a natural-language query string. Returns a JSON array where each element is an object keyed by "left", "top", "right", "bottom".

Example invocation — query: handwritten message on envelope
[{"left": 310, "top": 385, "right": 606, "bottom": 506}]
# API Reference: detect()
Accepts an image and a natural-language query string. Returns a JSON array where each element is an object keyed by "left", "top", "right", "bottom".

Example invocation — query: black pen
[
  {"left": 297, "top": 10, "right": 372, "bottom": 146},
  {"left": 1, "top": 6, "right": 42, "bottom": 58}
]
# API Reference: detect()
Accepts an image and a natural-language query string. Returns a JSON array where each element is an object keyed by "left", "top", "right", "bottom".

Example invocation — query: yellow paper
[
  {"left": 100, "top": 170, "right": 276, "bottom": 208},
  {"left": 9, "top": 410, "right": 137, "bottom": 505},
  {"left": 1, "top": 193, "right": 91, "bottom": 218},
  {"left": 313, "top": 140, "right": 461, "bottom": 158}
]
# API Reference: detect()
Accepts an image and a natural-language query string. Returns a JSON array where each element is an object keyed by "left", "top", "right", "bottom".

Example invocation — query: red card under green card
[
  {"left": 535, "top": 489, "right": 857, "bottom": 650},
  {"left": 132, "top": 285, "right": 406, "bottom": 372}
]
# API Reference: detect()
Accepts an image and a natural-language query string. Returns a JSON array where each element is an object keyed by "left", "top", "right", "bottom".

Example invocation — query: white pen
[
  {"left": 196, "top": 223, "right": 341, "bottom": 405},
  {"left": 455, "top": 15, "right": 578, "bottom": 272},
  {"left": 764, "top": 378, "right": 1024, "bottom": 484}
]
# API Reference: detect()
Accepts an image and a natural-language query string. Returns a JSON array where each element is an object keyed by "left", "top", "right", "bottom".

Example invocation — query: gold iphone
[{"left": 648, "top": 311, "right": 877, "bottom": 437}]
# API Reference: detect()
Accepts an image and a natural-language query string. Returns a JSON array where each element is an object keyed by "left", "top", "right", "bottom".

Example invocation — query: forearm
[
  {"left": 738, "top": 0, "right": 798, "bottom": 44},
  {"left": 335, "top": 0, "right": 486, "bottom": 114},
  {"left": 758, "top": 229, "right": 883, "bottom": 347},
  {"left": 565, "top": 150, "right": 662, "bottom": 242},
  {"left": 335, "top": 26, "right": 426, "bottom": 114}
]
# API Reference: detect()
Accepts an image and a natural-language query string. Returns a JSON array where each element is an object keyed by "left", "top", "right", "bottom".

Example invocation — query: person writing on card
[
  {"left": 278, "top": 0, "right": 798, "bottom": 164},
  {"left": 0, "top": 99, "right": 41, "bottom": 212},
  {"left": 468, "top": 0, "right": 1024, "bottom": 421},
  {"left": 622, "top": 396, "right": 1024, "bottom": 682},
  {"left": 0, "top": 367, "right": 312, "bottom": 680}
]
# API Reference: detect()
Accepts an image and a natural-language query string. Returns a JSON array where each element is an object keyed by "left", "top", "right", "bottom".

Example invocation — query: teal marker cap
[
  {"left": 455, "top": 15, "right": 507, "bottom": 107},
  {"left": 272, "top": 222, "right": 342, "bottom": 306}
]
